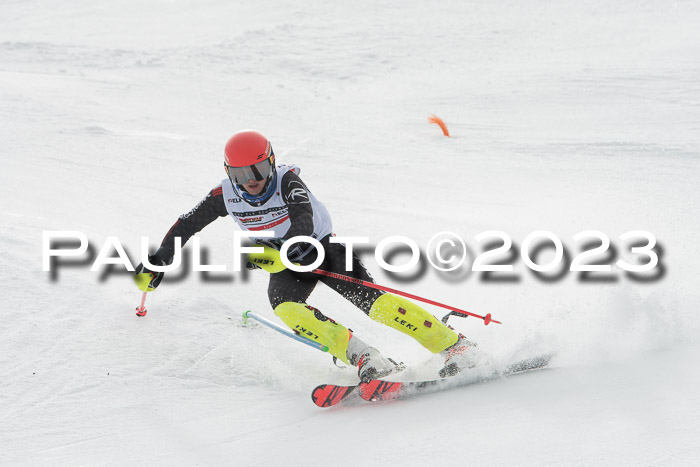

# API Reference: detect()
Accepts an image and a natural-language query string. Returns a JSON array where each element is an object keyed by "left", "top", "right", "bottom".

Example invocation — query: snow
[{"left": 2, "top": 0, "right": 700, "bottom": 464}]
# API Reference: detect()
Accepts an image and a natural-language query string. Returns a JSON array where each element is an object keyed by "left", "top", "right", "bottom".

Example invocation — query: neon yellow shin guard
[
  {"left": 274, "top": 302, "right": 352, "bottom": 364},
  {"left": 369, "top": 294, "right": 458, "bottom": 353}
]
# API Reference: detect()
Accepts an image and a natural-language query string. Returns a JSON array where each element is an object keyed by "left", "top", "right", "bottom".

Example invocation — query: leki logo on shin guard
[
  {"left": 294, "top": 325, "right": 319, "bottom": 340},
  {"left": 393, "top": 316, "right": 418, "bottom": 332}
]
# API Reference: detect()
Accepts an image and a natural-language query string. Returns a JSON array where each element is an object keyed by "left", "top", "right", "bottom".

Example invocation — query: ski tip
[
  {"left": 504, "top": 353, "right": 554, "bottom": 374},
  {"left": 311, "top": 384, "right": 356, "bottom": 408},
  {"left": 311, "top": 384, "right": 327, "bottom": 407}
]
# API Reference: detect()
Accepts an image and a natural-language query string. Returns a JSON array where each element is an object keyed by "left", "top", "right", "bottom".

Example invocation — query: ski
[
  {"left": 311, "top": 354, "right": 552, "bottom": 408},
  {"left": 311, "top": 383, "right": 359, "bottom": 407},
  {"left": 358, "top": 354, "right": 553, "bottom": 402},
  {"left": 310, "top": 362, "right": 405, "bottom": 408},
  {"left": 311, "top": 355, "right": 553, "bottom": 407}
]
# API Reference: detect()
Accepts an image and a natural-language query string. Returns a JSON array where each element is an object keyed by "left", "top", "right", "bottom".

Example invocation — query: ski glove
[
  {"left": 246, "top": 238, "right": 286, "bottom": 271},
  {"left": 134, "top": 255, "right": 166, "bottom": 292},
  {"left": 255, "top": 238, "right": 284, "bottom": 250},
  {"left": 245, "top": 261, "right": 261, "bottom": 271},
  {"left": 246, "top": 241, "right": 290, "bottom": 273}
]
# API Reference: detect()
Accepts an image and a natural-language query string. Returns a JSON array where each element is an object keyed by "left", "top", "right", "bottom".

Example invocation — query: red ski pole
[{"left": 311, "top": 268, "right": 501, "bottom": 325}]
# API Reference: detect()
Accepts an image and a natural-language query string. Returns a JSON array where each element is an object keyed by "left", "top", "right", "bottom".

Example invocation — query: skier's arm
[
  {"left": 280, "top": 170, "right": 314, "bottom": 240},
  {"left": 153, "top": 185, "right": 229, "bottom": 264}
]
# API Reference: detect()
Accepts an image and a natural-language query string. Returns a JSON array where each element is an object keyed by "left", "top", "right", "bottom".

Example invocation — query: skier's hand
[
  {"left": 134, "top": 255, "right": 166, "bottom": 292},
  {"left": 245, "top": 261, "right": 261, "bottom": 271},
  {"left": 247, "top": 242, "right": 289, "bottom": 274},
  {"left": 255, "top": 238, "right": 284, "bottom": 250}
]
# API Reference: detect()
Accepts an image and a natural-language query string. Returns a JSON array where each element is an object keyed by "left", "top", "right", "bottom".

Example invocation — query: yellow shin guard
[
  {"left": 369, "top": 294, "right": 458, "bottom": 353},
  {"left": 274, "top": 302, "right": 352, "bottom": 364}
]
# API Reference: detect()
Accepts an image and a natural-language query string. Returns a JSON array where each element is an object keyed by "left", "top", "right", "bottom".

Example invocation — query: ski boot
[
  {"left": 439, "top": 333, "right": 488, "bottom": 377},
  {"left": 347, "top": 335, "right": 403, "bottom": 382},
  {"left": 355, "top": 347, "right": 404, "bottom": 382}
]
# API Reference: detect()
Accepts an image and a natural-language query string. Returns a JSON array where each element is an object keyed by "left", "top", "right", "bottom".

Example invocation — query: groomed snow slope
[{"left": 1, "top": 1, "right": 699, "bottom": 465}]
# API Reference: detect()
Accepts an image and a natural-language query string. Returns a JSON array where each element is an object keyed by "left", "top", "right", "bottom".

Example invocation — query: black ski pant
[{"left": 267, "top": 237, "right": 382, "bottom": 314}]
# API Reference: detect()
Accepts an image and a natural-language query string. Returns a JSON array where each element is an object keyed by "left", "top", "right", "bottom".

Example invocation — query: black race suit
[{"left": 153, "top": 171, "right": 382, "bottom": 313}]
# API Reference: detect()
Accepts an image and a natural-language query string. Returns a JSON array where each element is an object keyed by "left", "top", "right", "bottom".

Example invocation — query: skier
[{"left": 135, "top": 130, "right": 480, "bottom": 380}]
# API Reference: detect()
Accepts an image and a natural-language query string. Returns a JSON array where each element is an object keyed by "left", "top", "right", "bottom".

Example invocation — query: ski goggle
[{"left": 225, "top": 155, "right": 274, "bottom": 184}]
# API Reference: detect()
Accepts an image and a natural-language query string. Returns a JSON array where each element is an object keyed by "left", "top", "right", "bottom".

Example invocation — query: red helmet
[{"left": 224, "top": 130, "right": 276, "bottom": 186}]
